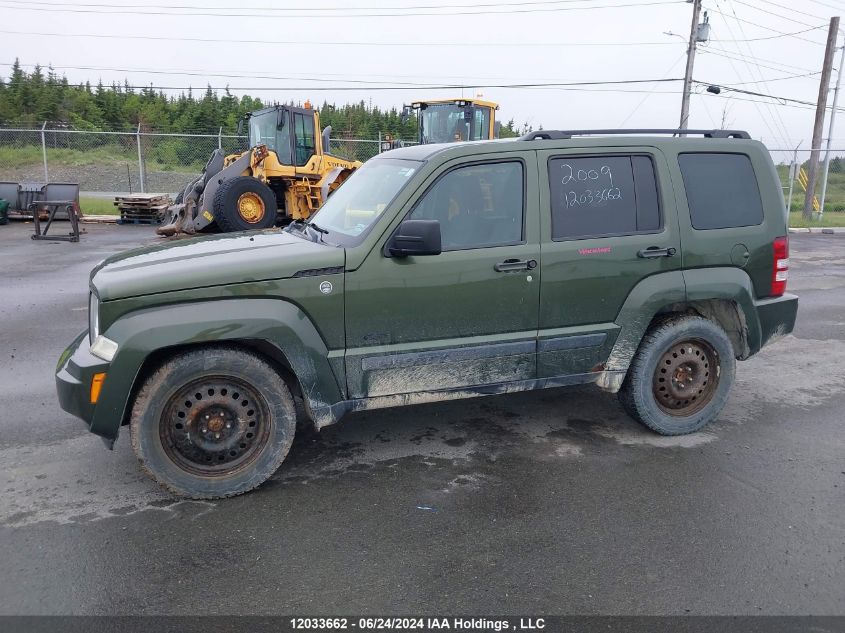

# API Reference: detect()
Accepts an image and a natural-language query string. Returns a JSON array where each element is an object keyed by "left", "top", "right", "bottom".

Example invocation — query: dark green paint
[{"left": 56, "top": 134, "right": 799, "bottom": 444}]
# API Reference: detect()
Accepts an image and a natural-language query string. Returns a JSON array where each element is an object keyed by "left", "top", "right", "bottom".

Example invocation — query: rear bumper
[
  {"left": 754, "top": 292, "right": 798, "bottom": 351},
  {"left": 56, "top": 329, "right": 112, "bottom": 442}
]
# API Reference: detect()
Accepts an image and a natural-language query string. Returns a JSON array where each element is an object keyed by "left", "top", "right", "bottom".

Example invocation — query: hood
[{"left": 91, "top": 229, "right": 344, "bottom": 301}]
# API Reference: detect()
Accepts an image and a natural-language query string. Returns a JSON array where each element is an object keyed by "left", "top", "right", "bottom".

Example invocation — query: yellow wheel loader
[
  {"left": 158, "top": 103, "right": 361, "bottom": 236},
  {"left": 394, "top": 98, "right": 499, "bottom": 146}
]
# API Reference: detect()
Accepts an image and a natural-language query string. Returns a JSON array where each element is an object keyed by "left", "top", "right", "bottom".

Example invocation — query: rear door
[
  {"left": 344, "top": 154, "right": 541, "bottom": 399},
  {"left": 536, "top": 147, "right": 683, "bottom": 377}
]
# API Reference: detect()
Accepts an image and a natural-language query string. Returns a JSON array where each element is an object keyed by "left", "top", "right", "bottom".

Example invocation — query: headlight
[
  {"left": 88, "top": 291, "right": 118, "bottom": 362},
  {"left": 88, "top": 291, "right": 99, "bottom": 344}
]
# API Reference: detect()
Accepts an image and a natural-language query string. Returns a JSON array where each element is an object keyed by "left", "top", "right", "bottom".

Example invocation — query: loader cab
[
  {"left": 245, "top": 104, "right": 318, "bottom": 167},
  {"left": 403, "top": 98, "right": 498, "bottom": 145}
]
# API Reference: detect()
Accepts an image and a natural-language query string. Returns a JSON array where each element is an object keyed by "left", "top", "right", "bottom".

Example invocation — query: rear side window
[
  {"left": 678, "top": 153, "right": 764, "bottom": 230},
  {"left": 549, "top": 155, "right": 661, "bottom": 240}
]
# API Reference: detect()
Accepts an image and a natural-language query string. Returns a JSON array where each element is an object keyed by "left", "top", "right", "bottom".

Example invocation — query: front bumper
[
  {"left": 754, "top": 292, "right": 799, "bottom": 351},
  {"left": 56, "top": 329, "right": 112, "bottom": 443}
]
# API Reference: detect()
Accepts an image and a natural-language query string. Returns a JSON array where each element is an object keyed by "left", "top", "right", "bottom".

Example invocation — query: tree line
[{"left": 0, "top": 59, "right": 528, "bottom": 139}]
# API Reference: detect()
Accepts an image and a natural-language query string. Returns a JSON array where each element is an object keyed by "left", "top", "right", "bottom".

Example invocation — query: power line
[
  {"left": 5, "top": 78, "right": 685, "bottom": 92},
  {"left": 730, "top": 0, "right": 825, "bottom": 29},
  {"left": 0, "top": 29, "right": 684, "bottom": 48},
  {"left": 0, "top": 0, "right": 678, "bottom": 10},
  {"left": 806, "top": 0, "right": 845, "bottom": 12},
  {"left": 0, "top": 0, "right": 686, "bottom": 19},
  {"left": 703, "top": 6, "right": 828, "bottom": 45},
  {"left": 739, "top": 0, "right": 828, "bottom": 22},
  {"left": 719, "top": 1, "right": 794, "bottom": 149},
  {"left": 700, "top": 48, "right": 817, "bottom": 74},
  {"left": 710, "top": 25, "right": 828, "bottom": 43}
]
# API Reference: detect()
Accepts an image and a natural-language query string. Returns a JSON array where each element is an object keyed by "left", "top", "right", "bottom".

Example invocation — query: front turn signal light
[{"left": 90, "top": 372, "right": 106, "bottom": 404}]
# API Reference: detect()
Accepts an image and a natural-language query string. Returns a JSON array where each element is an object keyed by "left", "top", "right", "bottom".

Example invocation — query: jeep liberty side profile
[{"left": 56, "top": 129, "right": 798, "bottom": 499}]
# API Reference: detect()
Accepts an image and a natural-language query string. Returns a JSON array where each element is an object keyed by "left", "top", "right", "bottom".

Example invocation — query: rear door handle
[
  {"left": 495, "top": 258, "right": 537, "bottom": 272},
  {"left": 637, "top": 246, "right": 677, "bottom": 259}
]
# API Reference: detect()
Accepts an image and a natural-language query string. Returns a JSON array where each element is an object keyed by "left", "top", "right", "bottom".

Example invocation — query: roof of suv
[{"left": 377, "top": 128, "right": 759, "bottom": 162}]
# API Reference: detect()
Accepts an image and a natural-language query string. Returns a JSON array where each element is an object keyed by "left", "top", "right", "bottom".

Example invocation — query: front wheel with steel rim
[
  {"left": 619, "top": 316, "right": 736, "bottom": 435},
  {"left": 130, "top": 346, "right": 296, "bottom": 499}
]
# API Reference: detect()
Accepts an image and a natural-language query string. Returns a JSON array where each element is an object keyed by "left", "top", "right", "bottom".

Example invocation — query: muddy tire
[
  {"left": 129, "top": 346, "right": 296, "bottom": 499},
  {"left": 212, "top": 176, "right": 278, "bottom": 232},
  {"left": 618, "top": 316, "right": 735, "bottom": 435}
]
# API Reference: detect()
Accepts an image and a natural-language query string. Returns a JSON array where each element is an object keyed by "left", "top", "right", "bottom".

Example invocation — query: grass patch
[
  {"left": 0, "top": 144, "right": 206, "bottom": 173},
  {"left": 787, "top": 210, "right": 845, "bottom": 228},
  {"left": 79, "top": 196, "right": 118, "bottom": 216}
]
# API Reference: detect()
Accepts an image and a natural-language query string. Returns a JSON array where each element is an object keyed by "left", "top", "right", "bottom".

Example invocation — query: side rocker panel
[{"left": 89, "top": 299, "right": 343, "bottom": 440}]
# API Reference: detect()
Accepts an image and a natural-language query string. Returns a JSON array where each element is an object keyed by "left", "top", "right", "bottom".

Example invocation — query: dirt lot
[{"left": 0, "top": 221, "right": 843, "bottom": 616}]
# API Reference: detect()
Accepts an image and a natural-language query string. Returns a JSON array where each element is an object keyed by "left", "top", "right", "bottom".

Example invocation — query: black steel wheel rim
[
  {"left": 652, "top": 338, "right": 720, "bottom": 417},
  {"left": 160, "top": 376, "right": 272, "bottom": 476}
]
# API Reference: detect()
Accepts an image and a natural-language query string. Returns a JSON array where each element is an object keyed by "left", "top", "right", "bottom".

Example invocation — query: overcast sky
[{"left": 2, "top": 0, "right": 844, "bottom": 157}]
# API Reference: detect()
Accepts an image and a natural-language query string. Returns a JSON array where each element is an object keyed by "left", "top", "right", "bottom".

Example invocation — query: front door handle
[
  {"left": 637, "top": 246, "right": 677, "bottom": 259},
  {"left": 495, "top": 258, "right": 537, "bottom": 272}
]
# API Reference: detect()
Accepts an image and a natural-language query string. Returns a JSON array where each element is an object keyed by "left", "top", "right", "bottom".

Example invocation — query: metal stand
[{"left": 29, "top": 200, "right": 80, "bottom": 242}]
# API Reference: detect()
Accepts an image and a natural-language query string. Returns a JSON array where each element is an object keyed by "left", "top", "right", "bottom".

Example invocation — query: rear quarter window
[{"left": 678, "top": 152, "right": 764, "bottom": 230}]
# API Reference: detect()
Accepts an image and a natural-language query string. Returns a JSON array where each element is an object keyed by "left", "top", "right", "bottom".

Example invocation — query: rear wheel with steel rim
[
  {"left": 619, "top": 316, "right": 735, "bottom": 435},
  {"left": 130, "top": 346, "right": 296, "bottom": 499},
  {"left": 652, "top": 339, "right": 720, "bottom": 417}
]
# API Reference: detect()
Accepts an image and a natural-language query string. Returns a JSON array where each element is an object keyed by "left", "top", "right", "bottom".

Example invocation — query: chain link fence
[
  {"left": 769, "top": 147, "right": 845, "bottom": 217},
  {"left": 12, "top": 126, "right": 842, "bottom": 220},
  {"left": 0, "top": 125, "right": 406, "bottom": 196}
]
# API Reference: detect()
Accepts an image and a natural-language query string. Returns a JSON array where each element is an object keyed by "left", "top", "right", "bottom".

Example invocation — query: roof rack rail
[{"left": 519, "top": 129, "right": 751, "bottom": 141}]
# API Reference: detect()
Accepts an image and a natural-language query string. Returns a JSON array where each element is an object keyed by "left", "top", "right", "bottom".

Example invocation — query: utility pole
[
  {"left": 819, "top": 42, "right": 845, "bottom": 217},
  {"left": 679, "top": 0, "right": 703, "bottom": 130},
  {"left": 804, "top": 16, "right": 840, "bottom": 220}
]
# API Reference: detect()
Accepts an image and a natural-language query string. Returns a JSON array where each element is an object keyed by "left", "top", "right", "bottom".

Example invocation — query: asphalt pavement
[{"left": 0, "top": 221, "right": 843, "bottom": 616}]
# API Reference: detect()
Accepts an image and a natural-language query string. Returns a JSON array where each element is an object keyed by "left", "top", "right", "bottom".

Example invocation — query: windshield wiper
[{"left": 303, "top": 220, "right": 329, "bottom": 243}]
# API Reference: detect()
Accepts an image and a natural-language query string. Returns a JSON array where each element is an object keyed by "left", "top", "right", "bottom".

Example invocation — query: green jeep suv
[{"left": 56, "top": 129, "right": 798, "bottom": 498}]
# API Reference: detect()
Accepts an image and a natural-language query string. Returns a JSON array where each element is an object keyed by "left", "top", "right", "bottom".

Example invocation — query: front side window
[
  {"left": 294, "top": 113, "right": 316, "bottom": 166},
  {"left": 678, "top": 153, "right": 764, "bottom": 230},
  {"left": 248, "top": 110, "right": 292, "bottom": 164},
  {"left": 307, "top": 158, "right": 420, "bottom": 245},
  {"left": 548, "top": 155, "right": 661, "bottom": 240},
  {"left": 409, "top": 161, "right": 524, "bottom": 250},
  {"left": 472, "top": 107, "right": 492, "bottom": 141}
]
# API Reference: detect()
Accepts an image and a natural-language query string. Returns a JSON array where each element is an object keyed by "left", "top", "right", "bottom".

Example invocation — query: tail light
[{"left": 771, "top": 236, "right": 789, "bottom": 297}]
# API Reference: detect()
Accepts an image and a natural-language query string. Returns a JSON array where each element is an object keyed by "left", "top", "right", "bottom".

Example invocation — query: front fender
[{"left": 90, "top": 298, "right": 343, "bottom": 441}]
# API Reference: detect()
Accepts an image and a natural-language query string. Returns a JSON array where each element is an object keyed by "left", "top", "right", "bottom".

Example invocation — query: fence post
[
  {"left": 40, "top": 121, "right": 49, "bottom": 182},
  {"left": 218, "top": 127, "right": 223, "bottom": 150},
  {"left": 136, "top": 124, "right": 145, "bottom": 193},
  {"left": 378, "top": 131, "right": 382, "bottom": 154}
]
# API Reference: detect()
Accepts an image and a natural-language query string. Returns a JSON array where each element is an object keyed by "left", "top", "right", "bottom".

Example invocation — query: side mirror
[
  {"left": 322, "top": 125, "right": 332, "bottom": 152},
  {"left": 276, "top": 108, "right": 286, "bottom": 129},
  {"left": 388, "top": 219, "right": 441, "bottom": 257},
  {"left": 237, "top": 118, "right": 244, "bottom": 135}
]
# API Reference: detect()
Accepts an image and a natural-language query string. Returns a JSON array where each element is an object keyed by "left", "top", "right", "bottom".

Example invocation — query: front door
[
  {"left": 345, "top": 156, "right": 540, "bottom": 399},
  {"left": 536, "top": 148, "right": 683, "bottom": 377}
]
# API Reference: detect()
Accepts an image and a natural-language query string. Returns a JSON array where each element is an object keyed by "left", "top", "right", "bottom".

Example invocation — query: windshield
[
  {"left": 307, "top": 158, "right": 420, "bottom": 246},
  {"left": 248, "top": 110, "right": 292, "bottom": 164},
  {"left": 419, "top": 104, "right": 491, "bottom": 144}
]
